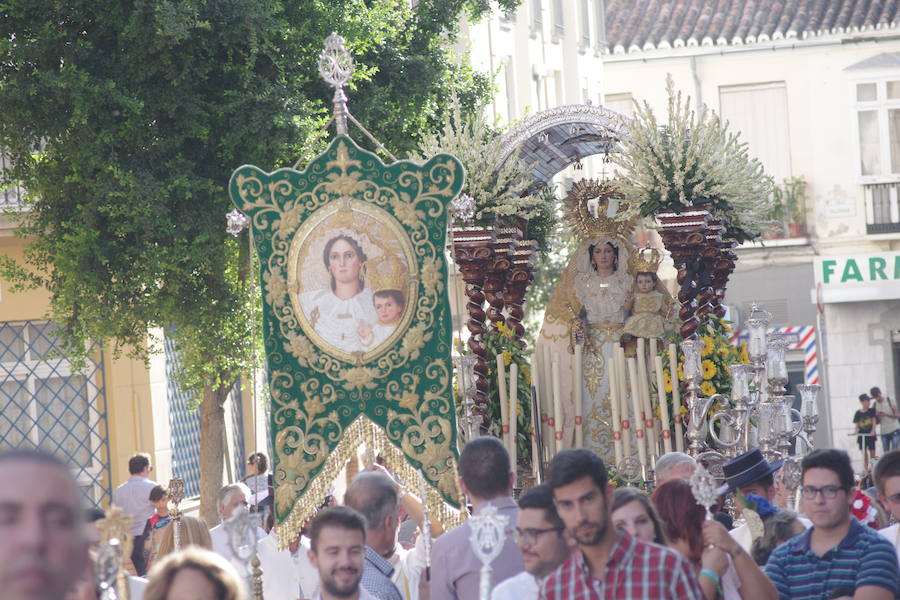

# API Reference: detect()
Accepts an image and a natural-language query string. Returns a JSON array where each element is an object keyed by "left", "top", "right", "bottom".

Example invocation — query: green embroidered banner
[{"left": 230, "top": 136, "right": 465, "bottom": 537}]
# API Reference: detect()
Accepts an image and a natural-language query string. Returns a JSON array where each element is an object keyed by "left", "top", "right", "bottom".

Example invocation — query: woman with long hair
[
  {"left": 144, "top": 547, "right": 245, "bottom": 600},
  {"left": 652, "top": 479, "right": 777, "bottom": 600},
  {"left": 611, "top": 487, "right": 667, "bottom": 545},
  {"left": 151, "top": 515, "right": 213, "bottom": 567}
]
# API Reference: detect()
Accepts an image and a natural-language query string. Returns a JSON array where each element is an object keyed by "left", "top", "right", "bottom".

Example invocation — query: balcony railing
[
  {"left": 864, "top": 182, "right": 900, "bottom": 234},
  {"left": 0, "top": 153, "right": 27, "bottom": 211}
]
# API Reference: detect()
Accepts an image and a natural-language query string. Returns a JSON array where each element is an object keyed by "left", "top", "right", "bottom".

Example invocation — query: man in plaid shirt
[{"left": 543, "top": 449, "right": 704, "bottom": 599}]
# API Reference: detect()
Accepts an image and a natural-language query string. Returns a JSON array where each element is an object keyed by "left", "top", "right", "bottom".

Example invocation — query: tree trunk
[{"left": 199, "top": 384, "right": 229, "bottom": 527}]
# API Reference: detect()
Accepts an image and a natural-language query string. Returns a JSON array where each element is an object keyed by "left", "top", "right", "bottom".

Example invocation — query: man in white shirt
[
  {"left": 209, "top": 482, "right": 267, "bottom": 563},
  {"left": 492, "top": 485, "right": 573, "bottom": 600},
  {"left": 257, "top": 527, "right": 320, "bottom": 600},
  {"left": 307, "top": 506, "right": 378, "bottom": 600},
  {"left": 112, "top": 453, "right": 157, "bottom": 576}
]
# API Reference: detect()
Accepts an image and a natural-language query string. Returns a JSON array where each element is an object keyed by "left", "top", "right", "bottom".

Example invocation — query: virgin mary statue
[{"left": 536, "top": 179, "right": 637, "bottom": 465}]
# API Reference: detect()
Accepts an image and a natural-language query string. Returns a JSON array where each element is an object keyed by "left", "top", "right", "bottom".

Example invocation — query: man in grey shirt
[
  {"left": 111, "top": 453, "right": 157, "bottom": 576},
  {"left": 345, "top": 471, "right": 404, "bottom": 600},
  {"left": 430, "top": 436, "right": 524, "bottom": 600}
]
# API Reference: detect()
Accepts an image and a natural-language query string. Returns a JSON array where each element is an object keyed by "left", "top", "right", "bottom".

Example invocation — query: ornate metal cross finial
[
  {"left": 168, "top": 476, "right": 185, "bottom": 550},
  {"left": 96, "top": 538, "right": 123, "bottom": 600},
  {"left": 224, "top": 506, "right": 265, "bottom": 596},
  {"left": 226, "top": 208, "right": 249, "bottom": 236},
  {"left": 468, "top": 504, "right": 509, "bottom": 600},
  {"left": 318, "top": 33, "right": 354, "bottom": 136},
  {"left": 689, "top": 463, "right": 718, "bottom": 520}
]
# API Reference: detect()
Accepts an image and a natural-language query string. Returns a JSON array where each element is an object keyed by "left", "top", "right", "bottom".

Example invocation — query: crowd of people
[{"left": 6, "top": 436, "right": 900, "bottom": 600}]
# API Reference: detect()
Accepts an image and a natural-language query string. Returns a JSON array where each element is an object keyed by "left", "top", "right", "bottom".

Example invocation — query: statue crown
[{"left": 628, "top": 245, "right": 663, "bottom": 275}]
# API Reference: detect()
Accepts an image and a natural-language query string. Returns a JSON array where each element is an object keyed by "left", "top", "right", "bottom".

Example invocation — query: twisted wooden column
[
  {"left": 504, "top": 238, "right": 538, "bottom": 346},
  {"left": 657, "top": 210, "right": 713, "bottom": 340},
  {"left": 485, "top": 226, "right": 518, "bottom": 332},
  {"left": 451, "top": 227, "right": 495, "bottom": 428}
]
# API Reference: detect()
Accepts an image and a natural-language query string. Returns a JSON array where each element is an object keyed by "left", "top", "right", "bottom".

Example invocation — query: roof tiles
[{"left": 604, "top": 0, "right": 900, "bottom": 54}]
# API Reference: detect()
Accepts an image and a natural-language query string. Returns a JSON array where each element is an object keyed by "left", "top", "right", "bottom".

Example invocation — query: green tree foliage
[{"left": 0, "top": 0, "right": 519, "bottom": 519}]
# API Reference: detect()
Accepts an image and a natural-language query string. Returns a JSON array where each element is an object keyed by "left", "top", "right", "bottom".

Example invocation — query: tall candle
[
  {"left": 552, "top": 356, "right": 563, "bottom": 454},
  {"left": 655, "top": 354, "right": 674, "bottom": 453},
  {"left": 497, "top": 355, "right": 509, "bottom": 454},
  {"left": 608, "top": 347, "right": 624, "bottom": 466},
  {"left": 626, "top": 356, "right": 648, "bottom": 472},
  {"left": 636, "top": 338, "right": 657, "bottom": 463},
  {"left": 509, "top": 363, "right": 518, "bottom": 474},
  {"left": 669, "top": 342, "right": 685, "bottom": 452},
  {"left": 615, "top": 346, "right": 632, "bottom": 457},
  {"left": 542, "top": 345, "right": 553, "bottom": 457},
  {"left": 573, "top": 343, "right": 584, "bottom": 448},
  {"left": 529, "top": 357, "right": 541, "bottom": 479}
]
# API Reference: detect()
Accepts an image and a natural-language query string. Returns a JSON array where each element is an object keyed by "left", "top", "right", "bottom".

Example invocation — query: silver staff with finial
[
  {"left": 418, "top": 471, "right": 433, "bottom": 582},
  {"left": 224, "top": 506, "right": 266, "bottom": 600},
  {"left": 168, "top": 477, "right": 185, "bottom": 550},
  {"left": 689, "top": 463, "right": 719, "bottom": 521},
  {"left": 468, "top": 504, "right": 509, "bottom": 600},
  {"left": 95, "top": 538, "right": 124, "bottom": 600},
  {"left": 317, "top": 33, "right": 354, "bottom": 136}
]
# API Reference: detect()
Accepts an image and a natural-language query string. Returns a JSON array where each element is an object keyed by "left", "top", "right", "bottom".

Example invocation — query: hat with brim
[{"left": 720, "top": 448, "right": 783, "bottom": 493}]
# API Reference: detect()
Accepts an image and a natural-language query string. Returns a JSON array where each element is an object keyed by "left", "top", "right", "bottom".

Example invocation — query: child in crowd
[
  {"left": 855, "top": 393, "right": 879, "bottom": 462},
  {"left": 144, "top": 484, "right": 171, "bottom": 569}
]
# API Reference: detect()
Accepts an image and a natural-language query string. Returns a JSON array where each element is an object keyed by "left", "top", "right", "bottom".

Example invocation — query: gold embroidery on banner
[{"left": 234, "top": 138, "right": 463, "bottom": 542}]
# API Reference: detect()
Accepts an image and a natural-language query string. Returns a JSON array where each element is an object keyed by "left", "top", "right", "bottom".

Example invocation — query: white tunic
[
  {"left": 491, "top": 571, "right": 539, "bottom": 600},
  {"left": 299, "top": 288, "right": 378, "bottom": 353}
]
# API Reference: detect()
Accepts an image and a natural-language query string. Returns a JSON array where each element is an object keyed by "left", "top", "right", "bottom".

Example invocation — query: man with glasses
[
  {"left": 765, "top": 448, "right": 899, "bottom": 599},
  {"left": 492, "top": 485, "right": 573, "bottom": 600}
]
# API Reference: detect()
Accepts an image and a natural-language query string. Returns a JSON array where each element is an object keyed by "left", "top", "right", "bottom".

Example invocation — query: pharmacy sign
[{"left": 814, "top": 251, "right": 900, "bottom": 303}]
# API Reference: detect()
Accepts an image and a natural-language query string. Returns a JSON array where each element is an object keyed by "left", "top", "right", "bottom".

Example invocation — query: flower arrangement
[
  {"left": 413, "top": 98, "right": 540, "bottom": 225},
  {"left": 659, "top": 316, "right": 750, "bottom": 428},
  {"left": 612, "top": 75, "right": 777, "bottom": 243}
]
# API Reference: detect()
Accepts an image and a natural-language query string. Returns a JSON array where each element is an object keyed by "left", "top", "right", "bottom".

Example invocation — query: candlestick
[
  {"left": 573, "top": 344, "right": 584, "bottom": 448},
  {"left": 509, "top": 363, "right": 518, "bottom": 474},
  {"left": 669, "top": 342, "right": 684, "bottom": 452},
  {"left": 552, "top": 356, "right": 563, "bottom": 454},
  {"left": 654, "top": 354, "right": 673, "bottom": 453},
  {"left": 626, "top": 356, "right": 647, "bottom": 473},
  {"left": 497, "top": 356, "right": 509, "bottom": 454}
]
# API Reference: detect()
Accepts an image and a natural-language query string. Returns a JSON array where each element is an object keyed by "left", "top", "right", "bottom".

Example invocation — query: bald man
[{"left": 0, "top": 449, "right": 89, "bottom": 600}]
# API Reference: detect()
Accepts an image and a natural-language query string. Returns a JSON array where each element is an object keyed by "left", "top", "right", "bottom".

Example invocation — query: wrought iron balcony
[
  {"left": 0, "top": 153, "right": 27, "bottom": 211},
  {"left": 864, "top": 182, "right": 900, "bottom": 234}
]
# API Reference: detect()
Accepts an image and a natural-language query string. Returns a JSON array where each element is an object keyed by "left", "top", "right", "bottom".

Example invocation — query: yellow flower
[
  {"left": 700, "top": 336, "right": 714, "bottom": 357},
  {"left": 677, "top": 363, "right": 685, "bottom": 381},
  {"left": 523, "top": 367, "right": 532, "bottom": 385},
  {"left": 702, "top": 360, "right": 717, "bottom": 380},
  {"left": 663, "top": 370, "right": 673, "bottom": 393},
  {"left": 502, "top": 351, "right": 512, "bottom": 366},
  {"left": 700, "top": 381, "right": 717, "bottom": 396},
  {"left": 738, "top": 341, "right": 750, "bottom": 364}
]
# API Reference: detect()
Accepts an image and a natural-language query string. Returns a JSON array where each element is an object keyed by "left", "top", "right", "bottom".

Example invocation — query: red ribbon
[
  {"left": 574, "top": 416, "right": 583, "bottom": 425},
  {"left": 636, "top": 430, "right": 645, "bottom": 439}
]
